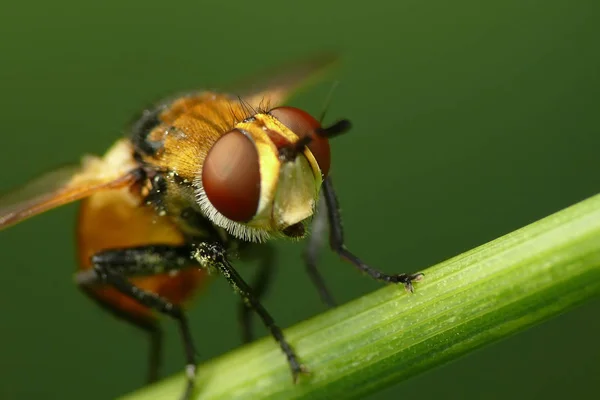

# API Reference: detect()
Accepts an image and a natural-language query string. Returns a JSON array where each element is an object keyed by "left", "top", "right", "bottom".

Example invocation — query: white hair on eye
[{"left": 194, "top": 178, "right": 273, "bottom": 243}]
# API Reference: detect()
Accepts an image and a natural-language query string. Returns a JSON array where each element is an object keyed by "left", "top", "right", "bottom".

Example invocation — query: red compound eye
[
  {"left": 202, "top": 129, "right": 260, "bottom": 222},
  {"left": 270, "top": 106, "right": 331, "bottom": 176}
]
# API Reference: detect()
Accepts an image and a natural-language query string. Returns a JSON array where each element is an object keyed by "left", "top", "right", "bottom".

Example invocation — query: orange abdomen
[{"left": 76, "top": 186, "right": 208, "bottom": 322}]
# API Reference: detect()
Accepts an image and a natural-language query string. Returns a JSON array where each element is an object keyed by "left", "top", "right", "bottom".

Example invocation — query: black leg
[
  {"left": 78, "top": 285, "right": 164, "bottom": 384},
  {"left": 78, "top": 244, "right": 200, "bottom": 400},
  {"left": 303, "top": 194, "right": 336, "bottom": 306},
  {"left": 238, "top": 245, "right": 276, "bottom": 343},
  {"left": 193, "top": 242, "right": 306, "bottom": 382},
  {"left": 322, "top": 176, "right": 424, "bottom": 291},
  {"left": 147, "top": 327, "right": 163, "bottom": 383},
  {"left": 89, "top": 245, "right": 196, "bottom": 278}
]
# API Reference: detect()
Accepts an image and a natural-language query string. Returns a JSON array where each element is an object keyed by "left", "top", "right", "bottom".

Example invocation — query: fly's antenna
[
  {"left": 316, "top": 119, "right": 351, "bottom": 139},
  {"left": 316, "top": 79, "right": 351, "bottom": 139},
  {"left": 318, "top": 80, "right": 339, "bottom": 124},
  {"left": 280, "top": 119, "right": 352, "bottom": 162},
  {"left": 279, "top": 80, "right": 351, "bottom": 162}
]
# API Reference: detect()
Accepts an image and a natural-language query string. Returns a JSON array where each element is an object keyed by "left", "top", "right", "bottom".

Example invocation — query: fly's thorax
[{"left": 195, "top": 111, "right": 325, "bottom": 243}]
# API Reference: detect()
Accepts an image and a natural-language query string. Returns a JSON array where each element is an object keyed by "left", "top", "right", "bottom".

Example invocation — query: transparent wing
[
  {"left": 0, "top": 143, "right": 139, "bottom": 230},
  {"left": 229, "top": 52, "right": 341, "bottom": 109}
]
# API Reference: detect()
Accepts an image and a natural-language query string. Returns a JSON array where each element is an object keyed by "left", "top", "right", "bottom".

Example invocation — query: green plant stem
[{"left": 121, "top": 193, "right": 600, "bottom": 400}]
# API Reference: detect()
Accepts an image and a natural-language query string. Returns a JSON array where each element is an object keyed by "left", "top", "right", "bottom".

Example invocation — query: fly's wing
[
  {"left": 230, "top": 52, "right": 340, "bottom": 109},
  {"left": 0, "top": 140, "right": 139, "bottom": 230}
]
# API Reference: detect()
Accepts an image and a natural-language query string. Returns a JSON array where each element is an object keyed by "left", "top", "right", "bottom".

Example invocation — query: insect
[{"left": 0, "top": 54, "right": 423, "bottom": 399}]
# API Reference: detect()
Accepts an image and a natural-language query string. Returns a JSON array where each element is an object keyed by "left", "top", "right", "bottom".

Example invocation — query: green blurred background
[{"left": 1, "top": 1, "right": 598, "bottom": 399}]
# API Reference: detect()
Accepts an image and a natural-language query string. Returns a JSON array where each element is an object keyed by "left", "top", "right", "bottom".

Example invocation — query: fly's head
[{"left": 195, "top": 105, "right": 350, "bottom": 242}]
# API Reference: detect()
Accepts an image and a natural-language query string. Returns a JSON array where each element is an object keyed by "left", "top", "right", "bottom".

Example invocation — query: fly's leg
[
  {"left": 76, "top": 244, "right": 199, "bottom": 400},
  {"left": 303, "top": 193, "right": 336, "bottom": 306},
  {"left": 147, "top": 326, "right": 162, "bottom": 383},
  {"left": 77, "top": 285, "right": 163, "bottom": 384},
  {"left": 193, "top": 242, "right": 306, "bottom": 382},
  {"left": 238, "top": 245, "right": 276, "bottom": 343},
  {"left": 322, "top": 176, "right": 424, "bottom": 291}
]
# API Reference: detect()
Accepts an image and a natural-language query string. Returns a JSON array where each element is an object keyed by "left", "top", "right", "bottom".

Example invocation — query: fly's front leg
[
  {"left": 193, "top": 242, "right": 307, "bottom": 381},
  {"left": 322, "top": 176, "right": 424, "bottom": 292},
  {"left": 77, "top": 244, "right": 199, "bottom": 400}
]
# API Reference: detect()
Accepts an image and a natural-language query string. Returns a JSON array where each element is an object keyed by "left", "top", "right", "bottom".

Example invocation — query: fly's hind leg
[
  {"left": 77, "top": 285, "right": 163, "bottom": 384},
  {"left": 76, "top": 244, "right": 200, "bottom": 400}
]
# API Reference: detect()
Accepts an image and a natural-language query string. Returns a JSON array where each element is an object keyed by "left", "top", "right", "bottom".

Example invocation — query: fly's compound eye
[
  {"left": 270, "top": 106, "right": 331, "bottom": 176},
  {"left": 202, "top": 129, "right": 261, "bottom": 222}
]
